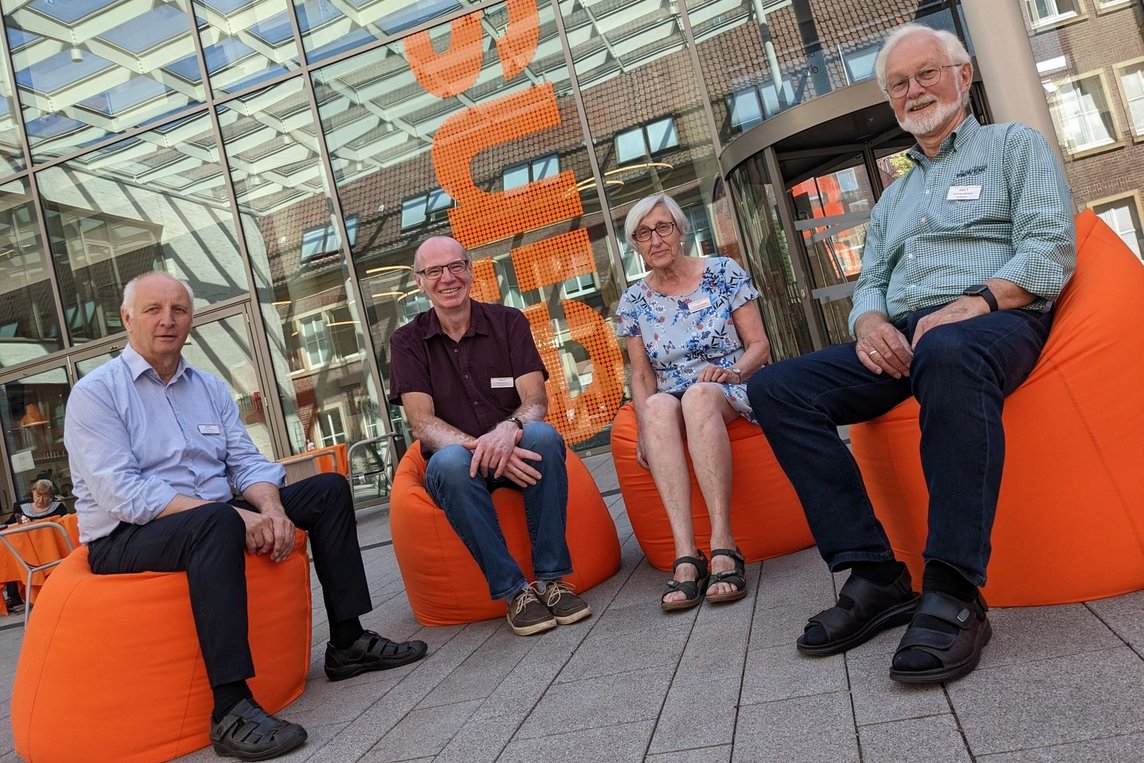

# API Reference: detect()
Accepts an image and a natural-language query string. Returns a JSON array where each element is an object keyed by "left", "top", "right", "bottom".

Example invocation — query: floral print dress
[{"left": 616, "top": 257, "right": 760, "bottom": 423}]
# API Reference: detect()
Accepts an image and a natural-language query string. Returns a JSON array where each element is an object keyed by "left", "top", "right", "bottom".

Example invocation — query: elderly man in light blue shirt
[
  {"left": 748, "top": 23, "right": 1074, "bottom": 686},
  {"left": 65, "top": 272, "right": 427, "bottom": 762}
]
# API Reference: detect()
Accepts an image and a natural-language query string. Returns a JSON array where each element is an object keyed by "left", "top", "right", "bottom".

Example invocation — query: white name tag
[
  {"left": 687, "top": 297, "right": 712, "bottom": 313},
  {"left": 490, "top": 377, "right": 514, "bottom": 389},
  {"left": 947, "top": 185, "right": 981, "bottom": 200},
  {"left": 198, "top": 424, "right": 221, "bottom": 435}
]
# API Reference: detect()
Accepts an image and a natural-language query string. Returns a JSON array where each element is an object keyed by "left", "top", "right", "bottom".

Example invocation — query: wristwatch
[
  {"left": 731, "top": 368, "right": 744, "bottom": 383},
  {"left": 962, "top": 284, "right": 998, "bottom": 312},
  {"left": 505, "top": 416, "right": 524, "bottom": 430}
]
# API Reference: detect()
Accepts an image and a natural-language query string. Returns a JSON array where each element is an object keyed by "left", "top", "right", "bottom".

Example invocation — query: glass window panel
[
  {"left": 1120, "top": 65, "right": 1144, "bottom": 135},
  {"left": 646, "top": 117, "right": 679, "bottom": 154},
  {"left": 0, "top": 36, "right": 23, "bottom": 176},
  {"left": 6, "top": 1, "right": 207, "bottom": 162},
  {"left": 730, "top": 89, "right": 763, "bottom": 130},
  {"left": 293, "top": 0, "right": 461, "bottom": 65},
  {"left": 1051, "top": 76, "right": 1116, "bottom": 152},
  {"left": 36, "top": 111, "right": 248, "bottom": 345},
  {"left": 219, "top": 76, "right": 381, "bottom": 454},
  {"left": 315, "top": 0, "right": 623, "bottom": 450},
  {"left": 193, "top": 0, "right": 302, "bottom": 96},
  {"left": 614, "top": 127, "right": 646, "bottom": 164},
  {"left": 0, "top": 179, "right": 60, "bottom": 368},
  {"left": 1, "top": 367, "right": 74, "bottom": 513}
]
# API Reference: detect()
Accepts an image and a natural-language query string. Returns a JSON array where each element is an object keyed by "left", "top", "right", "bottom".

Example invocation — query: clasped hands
[
  {"left": 856, "top": 297, "right": 989, "bottom": 378},
  {"left": 235, "top": 505, "right": 295, "bottom": 563},
  {"left": 466, "top": 422, "right": 543, "bottom": 488}
]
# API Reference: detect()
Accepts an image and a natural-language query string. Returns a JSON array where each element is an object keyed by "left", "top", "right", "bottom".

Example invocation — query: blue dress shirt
[
  {"left": 65, "top": 344, "right": 285, "bottom": 543},
  {"left": 849, "top": 116, "right": 1075, "bottom": 337}
]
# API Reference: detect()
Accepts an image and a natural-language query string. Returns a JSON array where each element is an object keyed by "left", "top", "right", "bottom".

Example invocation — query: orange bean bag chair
[
  {"left": 610, "top": 403, "right": 814, "bottom": 571},
  {"left": 391, "top": 442, "right": 621, "bottom": 626},
  {"left": 850, "top": 211, "right": 1144, "bottom": 606},
  {"left": 12, "top": 532, "right": 311, "bottom": 763}
]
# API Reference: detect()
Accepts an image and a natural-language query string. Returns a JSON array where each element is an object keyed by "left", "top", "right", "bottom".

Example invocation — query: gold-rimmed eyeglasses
[
  {"left": 415, "top": 259, "right": 470, "bottom": 280},
  {"left": 885, "top": 64, "right": 962, "bottom": 99},
  {"left": 633, "top": 221, "right": 677, "bottom": 242}
]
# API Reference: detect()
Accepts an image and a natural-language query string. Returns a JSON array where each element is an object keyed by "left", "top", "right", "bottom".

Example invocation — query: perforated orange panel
[
  {"left": 496, "top": 0, "right": 540, "bottom": 81},
  {"left": 469, "top": 257, "right": 501, "bottom": 302},
  {"left": 511, "top": 229, "right": 595, "bottom": 292},
  {"left": 405, "top": 12, "right": 483, "bottom": 98}
]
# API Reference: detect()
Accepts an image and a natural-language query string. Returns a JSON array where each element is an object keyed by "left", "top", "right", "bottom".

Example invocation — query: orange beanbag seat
[
  {"left": 610, "top": 403, "right": 814, "bottom": 572},
  {"left": 850, "top": 212, "right": 1144, "bottom": 606},
  {"left": 390, "top": 443, "right": 621, "bottom": 626},
  {"left": 12, "top": 533, "right": 311, "bottom": 763}
]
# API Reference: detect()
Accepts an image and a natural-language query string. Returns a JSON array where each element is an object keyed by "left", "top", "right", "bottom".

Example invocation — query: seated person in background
[
  {"left": 616, "top": 194, "right": 771, "bottom": 611},
  {"left": 66, "top": 272, "right": 427, "bottom": 762},
  {"left": 747, "top": 23, "right": 1074, "bottom": 684},
  {"left": 388, "top": 236, "right": 590, "bottom": 637},
  {"left": 9, "top": 479, "right": 68, "bottom": 524}
]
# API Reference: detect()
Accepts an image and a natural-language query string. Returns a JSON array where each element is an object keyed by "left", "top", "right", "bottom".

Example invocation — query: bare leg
[
  {"left": 641, "top": 393, "right": 702, "bottom": 604},
  {"left": 680, "top": 383, "right": 740, "bottom": 596}
]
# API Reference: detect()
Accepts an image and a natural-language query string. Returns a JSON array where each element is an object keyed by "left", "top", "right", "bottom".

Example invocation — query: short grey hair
[
  {"left": 31, "top": 479, "right": 54, "bottom": 496},
  {"left": 623, "top": 194, "right": 689, "bottom": 249},
  {"left": 121, "top": 273, "right": 195, "bottom": 317},
  {"left": 874, "top": 23, "right": 971, "bottom": 92}
]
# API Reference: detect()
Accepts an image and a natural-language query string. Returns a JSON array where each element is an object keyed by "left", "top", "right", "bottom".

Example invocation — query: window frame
[
  {"left": 1087, "top": 191, "right": 1144, "bottom": 262},
  {"left": 1025, "top": 0, "right": 1088, "bottom": 29},
  {"left": 1046, "top": 68, "right": 1124, "bottom": 158},
  {"left": 400, "top": 188, "right": 453, "bottom": 230},
  {"left": 1113, "top": 56, "right": 1144, "bottom": 141},
  {"left": 613, "top": 116, "right": 680, "bottom": 165}
]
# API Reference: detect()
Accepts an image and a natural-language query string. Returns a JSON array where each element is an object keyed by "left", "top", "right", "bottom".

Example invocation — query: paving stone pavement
[{"left": 0, "top": 453, "right": 1139, "bottom": 762}]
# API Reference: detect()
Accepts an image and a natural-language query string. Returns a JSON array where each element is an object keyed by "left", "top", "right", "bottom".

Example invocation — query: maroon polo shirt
[{"left": 388, "top": 301, "right": 548, "bottom": 440}]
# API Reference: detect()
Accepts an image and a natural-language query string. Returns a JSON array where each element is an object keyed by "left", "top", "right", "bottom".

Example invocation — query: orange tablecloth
[{"left": 0, "top": 515, "right": 79, "bottom": 603}]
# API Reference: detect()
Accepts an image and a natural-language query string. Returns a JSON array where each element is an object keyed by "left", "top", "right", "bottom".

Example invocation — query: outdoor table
[{"left": 0, "top": 515, "right": 79, "bottom": 605}]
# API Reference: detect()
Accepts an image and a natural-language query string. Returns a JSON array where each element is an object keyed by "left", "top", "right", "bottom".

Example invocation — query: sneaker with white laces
[
  {"left": 506, "top": 585, "right": 557, "bottom": 636},
  {"left": 540, "top": 580, "right": 592, "bottom": 625}
]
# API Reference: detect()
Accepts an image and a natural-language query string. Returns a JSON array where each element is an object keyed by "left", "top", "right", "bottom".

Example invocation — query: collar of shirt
[
  {"left": 420, "top": 301, "right": 491, "bottom": 342},
  {"left": 907, "top": 114, "right": 980, "bottom": 167},
  {"left": 120, "top": 342, "right": 191, "bottom": 385}
]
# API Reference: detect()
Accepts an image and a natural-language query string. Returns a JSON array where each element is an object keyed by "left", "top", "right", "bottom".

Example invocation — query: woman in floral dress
[{"left": 616, "top": 194, "right": 772, "bottom": 611}]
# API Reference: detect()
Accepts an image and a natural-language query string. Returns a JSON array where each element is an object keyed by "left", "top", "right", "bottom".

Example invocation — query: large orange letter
[
  {"left": 432, "top": 84, "right": 581, "bottom": 249},
  {"left": 404, "top": 10, "right": 483, "bottom": 98},
  {"left": 496, "top": 0, "right": 540, "bottom": 81}
]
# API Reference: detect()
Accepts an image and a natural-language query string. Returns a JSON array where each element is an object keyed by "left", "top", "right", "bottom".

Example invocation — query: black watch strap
[
  {"left": 506, "top": 416, "right": 524, "bottom": 430},
  {"left": 962, "top": 284, "right": 998, "bottom": 312}
]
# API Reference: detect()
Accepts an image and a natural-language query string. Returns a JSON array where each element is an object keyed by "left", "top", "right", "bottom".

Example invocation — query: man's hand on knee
[
  {"left": 911, "top": 298, "right": 989, "bottom": 348},
  {"left": 855, "top": 314, "right": 913, "bottom": 378},
  {"left": 235, "top": 507, "right": 296, "bottom": 562},
  {"left": 501, "top": 447, "right": 544, "bottom": 487},
  {"left": 467, "top": 423, "right": 523, "bottom": 480}
]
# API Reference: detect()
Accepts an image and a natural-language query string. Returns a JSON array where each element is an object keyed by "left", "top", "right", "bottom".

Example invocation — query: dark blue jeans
[
  {"left": 747, "top": 306, "right": 1053, "bottom": 586},
  {"left": 424, "top": 422, "right": 572, "bottom": 600}
]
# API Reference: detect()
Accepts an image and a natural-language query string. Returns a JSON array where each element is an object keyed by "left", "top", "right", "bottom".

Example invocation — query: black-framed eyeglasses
[
  {"left": 415, "top": 259, "right": 470, "bottom": 280},
  {"left": 885, "top": 64, "right": 962, "bottom": 98},
  {"left": 633, "top": 221, "right": 677, "bottom": 242}
]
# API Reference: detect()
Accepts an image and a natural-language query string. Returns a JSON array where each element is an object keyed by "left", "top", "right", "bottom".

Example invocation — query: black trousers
[{"left": 87, "top": 473, "right": 373, "bottom": 686}]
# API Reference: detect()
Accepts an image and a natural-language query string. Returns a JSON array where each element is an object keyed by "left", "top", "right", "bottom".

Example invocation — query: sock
[
  {"left": 211, "top": 681, "right": 253, "bottom": 723},
  {"left": 892, "top": 562, "right": 979, "bottom": 672},
  {"left": 329, "top": 617, "right": 364, "bottom": 650},
  {"left": 801, "top": 561, "right": 905, "bottom": 646}
]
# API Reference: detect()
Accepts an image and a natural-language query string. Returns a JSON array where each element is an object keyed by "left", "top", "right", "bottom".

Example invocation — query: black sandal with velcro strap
[
  {"left": 661, "top": 550, "right": 709, "bottom": 612},
  {"left": 889, "top": 591, "right": 992, "bottom": 684},
  {"left": 706, "top": 548, "right": 748, "bottom": 604},
  {"left": 797, "top": 566, "right": 919, "bottom": 656}
]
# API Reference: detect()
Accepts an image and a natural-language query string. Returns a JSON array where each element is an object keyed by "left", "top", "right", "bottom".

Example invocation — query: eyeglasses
[
  {"left": 885, "top": 64, "right": 962, "bottom": 98},
  {"left": 415, "top": 259, "right": 470, "bottom": 280},
  {"left": 633, "top": 221, "right": 677, "bottom": 242}
]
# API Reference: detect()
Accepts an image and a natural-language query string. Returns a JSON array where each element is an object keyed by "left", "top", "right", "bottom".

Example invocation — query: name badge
[
  {"left": 687, "top": 297, "right": 712, "bottom": 313},
  {"left": 947, "top": 185, "right": 981, "bottom": 200},
  {"left": 198, "top": 424, "right": 221, "bottom": 435},
  {"left": 490, "top": 377, "right": 514, "bottom": 389}
]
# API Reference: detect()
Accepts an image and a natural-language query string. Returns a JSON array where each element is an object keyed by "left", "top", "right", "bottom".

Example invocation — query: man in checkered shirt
[{"left": 747, "top": 23, "right": 1075, "bottom": 685}]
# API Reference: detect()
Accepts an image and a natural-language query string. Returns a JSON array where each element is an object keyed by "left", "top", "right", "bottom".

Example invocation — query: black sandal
[
  {"left": 889, "top": 591, "right": 992, "bottom": 684},
  {"left": 797, "top": 566, "right": 918, "bottom": 656},
  {"left": 661, "top": 550, "right": 709, "bottom": 612},
  {"left": 706, "top": 548, "right": 748, "bottom": 604}
]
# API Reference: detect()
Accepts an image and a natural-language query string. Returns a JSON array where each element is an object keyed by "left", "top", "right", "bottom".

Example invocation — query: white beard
[{"left": 898, "top": 92, "right": 964, "bottom": 137}]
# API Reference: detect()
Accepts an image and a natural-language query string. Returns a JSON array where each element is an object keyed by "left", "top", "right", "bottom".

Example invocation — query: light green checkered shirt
[{"left": 849, "top": 115, "right": 1075, "bottom": 337}]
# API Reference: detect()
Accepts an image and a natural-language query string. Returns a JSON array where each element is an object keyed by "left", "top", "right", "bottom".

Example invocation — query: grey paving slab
[
  {"left": 949, "top": 646, "right": 1144, "bottom": 756},
  {"left": 648, "top": 673, "right": 741, "bottom": 754},
  {"left": 434, "top": 713, "right": 522, "bottom": 763},
  {"left": 555, "top": 618, "right": 689, "bottom": 683},
  {"left": 858, "top": 714, "right": 971, "bottom": 763},
  {"left": 739, "top": 641, "right": 848, "bottom": 706},
  {"left": 1087, "top": 590, "right": 1144, "bottom": 651},
  {"left": 976, "top": 732, "right": 1144, "bottom": 762},
  {"left": 516, "top": 666, "right": 673, "bottom": 740},
  {"left": 362, "top": 698, "right": 482, "bottom": 762},
  {"left": 646, "top": 745, "right": 732, "bottom": 763},
  {"left": 500, "top": 719, "right": 654, "bottom": 763},
  {"left": 977, "top": 604, "right": 1124, "bottom": 668},
  {"left": 732, "top": 691, "right": 860, "bottom": 763},
  {"left": 753, "top": 547, "right": 836, "bottom": 614},
  {"left": 419, "top": 622, "right": 539, "bottom": 709}
]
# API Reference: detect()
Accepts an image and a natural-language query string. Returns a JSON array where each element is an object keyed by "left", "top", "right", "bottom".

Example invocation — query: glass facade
[{"left": 1, "top": 0, "right": 1141, "bottom": 510}]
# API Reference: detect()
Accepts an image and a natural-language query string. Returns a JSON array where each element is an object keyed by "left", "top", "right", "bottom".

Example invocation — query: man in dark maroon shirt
[{"left": 388, "top": 236, "right": 591, "bottom": 636}]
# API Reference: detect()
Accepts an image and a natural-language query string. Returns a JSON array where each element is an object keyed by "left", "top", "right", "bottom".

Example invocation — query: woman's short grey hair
[
  {"left": 121, "top": 273, "right": 196, "bottom": 317},
  {"left": 32, "top": 479, "right": 54, "bottom": 496},
  {"left": 624, "top": 194, "right": 689, "bottom": 249},
  {"left": 874, "top": 23, "right": 971, "bottom": 92}
]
